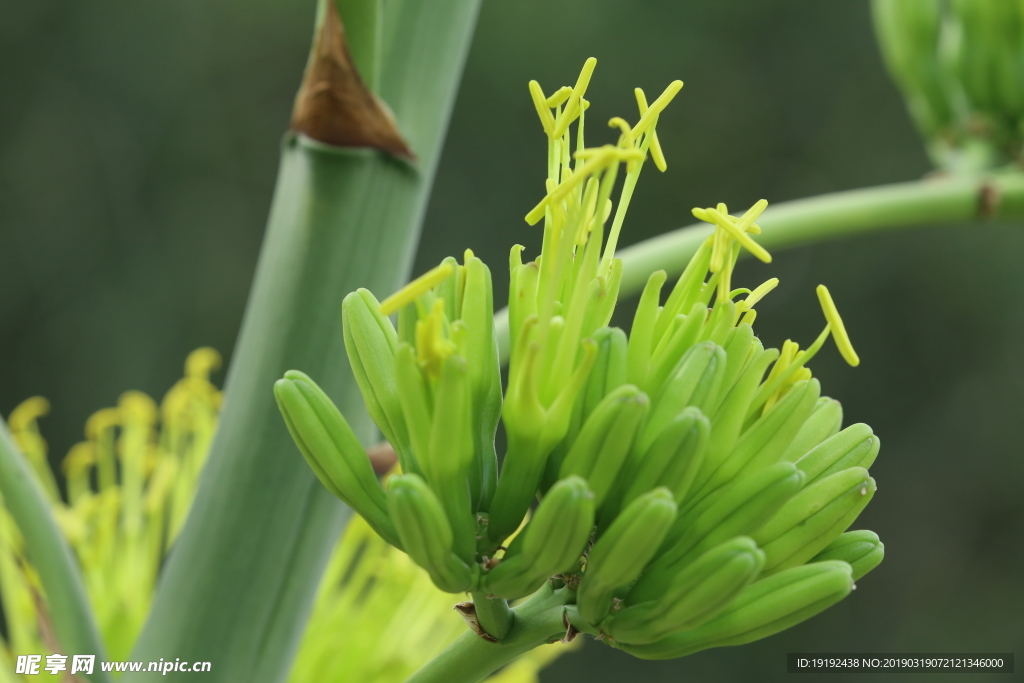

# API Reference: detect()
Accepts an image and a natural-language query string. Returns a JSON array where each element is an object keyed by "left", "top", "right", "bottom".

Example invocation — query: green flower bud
[
  {"left": 638, "top": 342, "right": 726, "bottom": 454},
  {"left": 274, "top": 370, "right": 398, "bottom": 548},
  {"left": 558, "top": 385, "right": 649, "bottom": 506},
  {"left": 605, "top": 537, "right": 764, "bottom": 644},
  {"left": 811, "top": 530, "right": 885, "bottom": 580},
  {"left": 387, "top": 474, "right": 476, "bottom": 594},
  {"left": 753, "top": 467, "right": 876, "bottom": 576},
  {"left": 342, "top": 289, "right": 411, "bottom": 467},
  {"left": 795, "top": 423, "right": 880, "bottom": 486},
  {"left": 631, "top": 462, "right": 804, "bottom": 605},
  {"left": 577, "top": 488, "right": 677, "bottom": 625},
  {"left": 483, "top": 476, "right": 595, "bottom": 600},
  {"left": 781, "top": 397, "right": 844, "bottom": 463},
  {"left": 617, "top": 561, "right": 854, "bottom": 659}
]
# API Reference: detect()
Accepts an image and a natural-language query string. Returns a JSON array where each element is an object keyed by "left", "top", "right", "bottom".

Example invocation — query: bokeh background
[{"left": 1, "top": 1, "right": 1021, "bottom": 681}]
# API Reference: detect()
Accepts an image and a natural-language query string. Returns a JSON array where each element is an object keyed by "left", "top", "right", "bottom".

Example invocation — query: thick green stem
[
  {"left": 408, "top": 585, "right": 569, "bottom": 683},
  {"left": 0, "top": 424, "right": 110, "bottom": 683},
  {"left": 496, "top": 172, "right": 1024, "bottom": 359},
  {"left": 127, "top": 2, "right": 481, "bottom": 681},
  {"left": 470, "top": 592, "right": 514, "bottom": 641}
]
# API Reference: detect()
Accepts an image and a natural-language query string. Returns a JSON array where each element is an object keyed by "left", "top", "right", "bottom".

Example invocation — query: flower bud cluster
[
  {"left": 874, "top": 0, "right": 1024, "bottom": 170},
  {"left": 276, "top": 60, "right": 884, "bottom": 657}
]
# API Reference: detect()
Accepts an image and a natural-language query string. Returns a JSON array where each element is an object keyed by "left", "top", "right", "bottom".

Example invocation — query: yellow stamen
[
  {"left": 631, "top": 80, "right": 683, "bottom": 140},
  {"left": 816, "top": 284, "right": 860, "bottom": 366},
  {"left": 608, "top": 117, "right": 633, "bottom": 148},
  {"left": 7, "top": 397, "right": 49, "bottom": 432},
  {"left": 528, "top": 80, "right": 555, "bottom": 136},
  {"left": 415, "top": 300, "right": 457, "bottom": 379},
  {"left": 634, "top": 88, "right": 667, "bottom": 171},
  {"left": 734, "top": 198, "right": 768, "bottom": 232},
  {"left": 525, "top": 146, "right": 641, "bottom": 225},
  {"left": 380, "top": 264, "right": 455, "bottom": 316},
  {"left": 545, "top": 86, "right": 573, "bottom": 109},
  {"left": 184, "top": 347, "right": 221, "bottom": 380},
  {"left": 706, "top": 208, "right": 772, "bottom": 263},
  {"left": 743, "top": 277, "right": 780, "bottom": 308},
  {"left": 552, "top": 57, "right": 597, "bottom": 139}
]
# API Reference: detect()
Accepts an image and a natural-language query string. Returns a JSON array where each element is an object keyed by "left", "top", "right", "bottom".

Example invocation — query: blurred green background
[{"left": 1, "top": 1, "right": 1021, "bottom": 681}]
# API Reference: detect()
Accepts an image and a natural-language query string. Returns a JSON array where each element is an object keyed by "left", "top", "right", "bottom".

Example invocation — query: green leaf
[{"left": 0, "top": 423, "right": 110, "bottom": 683}]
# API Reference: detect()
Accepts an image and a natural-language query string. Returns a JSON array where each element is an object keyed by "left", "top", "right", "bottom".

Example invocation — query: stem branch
[
  {"left": 407, "top": 585, "right": 568, "bottom": 683},
  {"left": 470, "top": 592, "right": 515, "bottom": 641}
]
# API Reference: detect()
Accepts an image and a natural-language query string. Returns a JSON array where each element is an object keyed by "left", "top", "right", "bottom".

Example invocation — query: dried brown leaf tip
[{"left": 291, "top": 1, "right": 413, "bottom": 158}]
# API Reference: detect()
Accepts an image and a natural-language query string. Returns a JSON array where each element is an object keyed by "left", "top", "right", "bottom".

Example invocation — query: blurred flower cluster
[
  {"left": 0, "top": 350, "right": 555, "bottom": 682},
  {"left": 875, "top": 0, "right": 1024, "bottom": 171}
]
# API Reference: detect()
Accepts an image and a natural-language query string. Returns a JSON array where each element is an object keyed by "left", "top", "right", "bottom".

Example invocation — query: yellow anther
[
  {"left": 816, "top": 284, "right": 860, "bottom": 367},
  {"left": 119, "top": 391, "right": 157, "bottom": 426},
  {"left": 525, "top": 146, "right": 639, "bottom": 225},
  {"left": 691, "top": 207, "right": 711, "bottom": 222},
  {"left": 380, "top": 263, "right": 454, "bottom": 316},
  {"left": 63, "top": 442, "right": 95, "bottom": 474},
  {"left": 85, "top": 407, "right": 119, "bottom": 439},
  {"left": 631, "top": 80, "right": 683, "bottom": 140},
  {"left": 634, "top": 88, "right": 667, "bottom": 171},
  {"left": 705, "top": 208, "right": 772, "bottom": 264},
  {"left": 553, "top": 57, "right": 597, "bottom": 139},
  {"left": 528, "top": 80, "right": 555, "bottom": 136},
  {"left": 748, "top": 223, "right": 762, "bottom": 234},
  {"left": 743, "top": 277, "right": 780, "bottom": 308},
  {"left": 545, "top": 86, "right": 573, "bottom": 108},
  {"left": 608, "top": 117, "right": 633, "bottom": 148},
  {"left": 8, "top": 396, "right": 50, "bottom": 431},
  {"left": 185, "top": 347, "right": 221, "bottom": 380},
  {"left": 463, "top": 248, "right": 475, "bottom": 262},
  {"left": 415, "top": 300, "right": 457, "bottom": 379},
  {"left": 734, "top": 199, "right": 768, "bottom": 232},
  {"left": 740, "top": 308, "right": 757, "bottom": 327}
]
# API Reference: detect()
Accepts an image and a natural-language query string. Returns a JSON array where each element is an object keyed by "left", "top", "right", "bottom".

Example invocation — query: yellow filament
[
  {"left": 634, "top": 88, "right": 667, "bottom": 171},
  {"left": 552, "top": 57, "right": 597, "bottom": 139},
  {"left": 816, "top": 284, "right": 860, "bottom": 366},
  {"left": 380, "top": 263, "right": 454, "bottom": 316},
  {"left": 631, "top": 80, "right": 684, "bottom": 139},
  {"left": 706, "top": 208, "right": 772, "bottom": 263},
  {"left": 525, "top": 146, "right": 641, "bottom": 225},
  {"left": 528, "top": 80, "right": 555, "bottom": 136}
]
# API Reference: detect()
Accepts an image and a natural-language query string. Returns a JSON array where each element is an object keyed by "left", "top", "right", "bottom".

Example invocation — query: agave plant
[{"left": 2, "top": 1, "right": 1024, "bottom": 682}]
